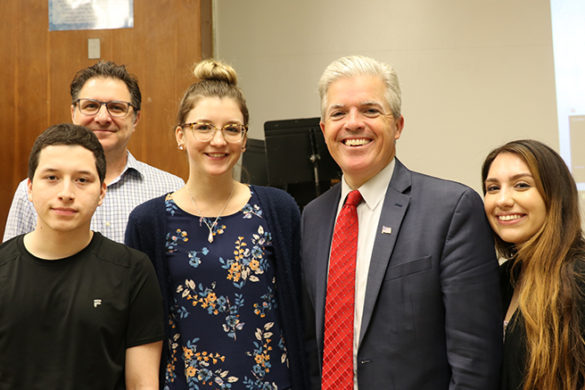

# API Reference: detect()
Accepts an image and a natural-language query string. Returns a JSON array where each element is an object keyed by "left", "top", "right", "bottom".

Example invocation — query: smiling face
[
  {"left": 320, "top": 74, "right": 404, "bottom": 189},
  {"left": 483, "top": 152, "right": 547, "bottom": 247},
  {"left": 176, "top": 96, "right": 246, "bottom": 179},
  {"left": 28, "top": 144, "right": 106, "bottom": 236},
  {"left": 71, "top": 77, "right": 139, "bottom": 157}
]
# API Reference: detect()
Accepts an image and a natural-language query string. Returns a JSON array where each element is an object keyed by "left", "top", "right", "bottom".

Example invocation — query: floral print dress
[{"left": 162, "top": 189, "right": 291, "bottom": 390}]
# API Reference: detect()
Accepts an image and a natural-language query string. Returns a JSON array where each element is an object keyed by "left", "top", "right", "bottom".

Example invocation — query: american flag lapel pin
[{"left": 381, "top": 226, "right": 392, "bottom": 234}]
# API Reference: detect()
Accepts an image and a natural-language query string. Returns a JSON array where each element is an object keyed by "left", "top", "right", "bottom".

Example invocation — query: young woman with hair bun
[{"left": 126, "top": 59, "right": 308, "bottom": 390}]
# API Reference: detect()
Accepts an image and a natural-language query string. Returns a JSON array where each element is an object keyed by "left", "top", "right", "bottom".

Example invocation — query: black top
[
  {"left": 0, "top": 233, "right": 164, "bottom": 390},
  {"left": 500, "top": 258, "right": 585, "bottom": 390},
  {"left": 499, "top": 260, "right": 525, "bottom": 390}
]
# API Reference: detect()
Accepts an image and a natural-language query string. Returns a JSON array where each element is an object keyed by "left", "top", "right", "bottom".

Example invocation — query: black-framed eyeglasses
[
  {"left": 181, "top": 122, "right": 248, "bottom": 143},
  {"left": 74, "top": 98, "right": 136, "bottom": 118}
]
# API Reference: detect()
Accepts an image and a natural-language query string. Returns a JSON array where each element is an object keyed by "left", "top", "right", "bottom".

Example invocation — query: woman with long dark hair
[{"left": 482, "top": 139, "right": 585, "bottom": 389}]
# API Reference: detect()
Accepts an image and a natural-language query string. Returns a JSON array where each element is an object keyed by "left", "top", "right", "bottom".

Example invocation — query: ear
[
  {"left": 27, "top": 178, "right": 33, "bottom": 202},
  {"left": 71, "top": 104, "right": 77, "bottom": 123},
  {"left": 241, "top": 134, "right": 247, "bottom": 152},
  {"left": 175, "top": 126, "right": 185, "bottom": 147},
  {"left": 394, "top": 115, "right": 405, "bottom": 141},
  {"left": 320, "top": 120, "right": 328, "bottom": 144},
  {"left": 133, "top": 110, "right": 141, "bottom": 127},
  {"left": 97, "top": 182, "right": 106, "bottom": 206}
]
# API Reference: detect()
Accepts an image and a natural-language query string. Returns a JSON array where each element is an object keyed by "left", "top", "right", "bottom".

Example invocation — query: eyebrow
[
  {"left": 188, "top": 119, "right": 244, "bottom": 125},
  {"left": 327, "top": 104, "right": 345, "bottom": 111},
  {"left": 327, "top": 101, "right": 385, "bottom": 112},
  {"left": 361, "top": 101, "right": 384, "bottom": 107},
  {"left": 484, "top": 173, "right": 533, "bottom": 183},
  {"left": 38, "top": 168, "right": 97, "bottom": 176}
]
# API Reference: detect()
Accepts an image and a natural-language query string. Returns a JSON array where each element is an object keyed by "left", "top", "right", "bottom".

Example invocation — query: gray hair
[{"left": 318, "top": 55, "right": 401, "bottom": 119}]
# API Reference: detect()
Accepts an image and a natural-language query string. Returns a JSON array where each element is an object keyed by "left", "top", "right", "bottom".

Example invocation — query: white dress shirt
[{"left": 334, "top": 158, "right": 395, "bottom": 389}]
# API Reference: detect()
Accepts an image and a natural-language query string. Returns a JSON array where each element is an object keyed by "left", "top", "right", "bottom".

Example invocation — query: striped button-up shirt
[{"left": 3, "top": 152, "right": 184, "bottom": 243}]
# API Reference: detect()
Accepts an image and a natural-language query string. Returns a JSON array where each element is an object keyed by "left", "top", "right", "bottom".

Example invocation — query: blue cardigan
[{"left": 125, "top": 185, "right": 309, "bottom": 389}]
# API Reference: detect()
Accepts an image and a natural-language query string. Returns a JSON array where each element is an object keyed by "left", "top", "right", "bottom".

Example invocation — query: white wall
[{"left": 213, "top": 0, "right": 557, "bottom": 194}]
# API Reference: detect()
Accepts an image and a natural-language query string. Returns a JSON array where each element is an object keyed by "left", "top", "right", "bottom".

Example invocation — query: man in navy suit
[{"left": 301, "top": 55, "right": 502, "bottom": 389}]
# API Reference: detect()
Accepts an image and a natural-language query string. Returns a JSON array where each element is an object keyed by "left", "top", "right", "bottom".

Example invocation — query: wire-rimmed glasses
[
  {"left": 74, "top": 98, "right": 136, "bottom": 118},
  {"left": 181, "top": 122, "right": 247, "bottom": 143}
]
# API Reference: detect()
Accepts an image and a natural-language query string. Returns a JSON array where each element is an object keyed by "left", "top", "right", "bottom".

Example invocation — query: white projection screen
[{"left": 550, "top": 0, "right": 585, "bottom": 221}]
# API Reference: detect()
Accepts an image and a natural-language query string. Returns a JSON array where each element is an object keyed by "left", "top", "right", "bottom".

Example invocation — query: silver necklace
[{"left": 189, "top": 186, "right": 234, "bottom": 243}]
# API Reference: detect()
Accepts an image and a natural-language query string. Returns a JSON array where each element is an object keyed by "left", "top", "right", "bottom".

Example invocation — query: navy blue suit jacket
[{"left": 301, "top": 159, "right": 502, "bottom": 389}]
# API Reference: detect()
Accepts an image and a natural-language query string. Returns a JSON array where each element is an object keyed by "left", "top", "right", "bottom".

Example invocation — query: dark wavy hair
[
  {"left": 28, "top": 123, "right": 106, "bottom": 183},
  {"left": 70, "top": 60, "right": 141, "bottom": 113},
  {"left": 482, "top": 139, "right": 585, "bottom": 390}
]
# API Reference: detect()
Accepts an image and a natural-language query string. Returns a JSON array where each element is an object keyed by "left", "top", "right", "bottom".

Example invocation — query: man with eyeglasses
[{"left": 3, "top": 61, "right": 184, "bottom": 243}]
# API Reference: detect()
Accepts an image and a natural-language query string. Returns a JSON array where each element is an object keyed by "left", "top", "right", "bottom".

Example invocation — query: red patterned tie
[{"left": 322, "top": 190, "right": 362, "bottom": 390}]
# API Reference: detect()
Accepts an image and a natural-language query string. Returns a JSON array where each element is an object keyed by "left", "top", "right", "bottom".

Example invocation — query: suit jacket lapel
[
  {"left": 359, "top": 160, "right": 411, "bottom": 344},
  {"left": 314, "top": 185, "right": 341, "bottom": 348}
]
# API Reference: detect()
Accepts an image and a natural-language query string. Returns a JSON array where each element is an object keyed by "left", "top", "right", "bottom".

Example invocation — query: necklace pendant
[{"left": 208, "top": 231, "right": 214, "bottom": 243}]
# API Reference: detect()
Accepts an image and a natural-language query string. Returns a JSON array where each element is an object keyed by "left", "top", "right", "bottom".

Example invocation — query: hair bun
[{"left": 193, "top": 59, "right": 238, "bottom": 85}]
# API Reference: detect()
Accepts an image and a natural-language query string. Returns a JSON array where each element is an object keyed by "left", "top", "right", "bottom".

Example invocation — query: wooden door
[{"left": 0, "top": 0, "right": 212, "bottom": 238}]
